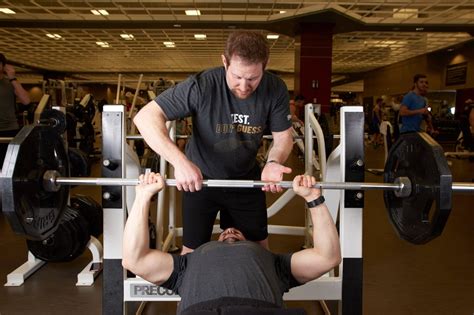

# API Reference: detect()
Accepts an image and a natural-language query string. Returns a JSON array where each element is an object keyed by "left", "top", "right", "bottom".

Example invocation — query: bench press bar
[{"left": 44, "top": 172, "right": 474, "bottom": 196}]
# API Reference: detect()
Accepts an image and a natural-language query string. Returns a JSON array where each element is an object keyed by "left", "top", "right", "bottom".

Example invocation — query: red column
[{"left": 294, "top": 23, "right": 334, "bottom": 113}]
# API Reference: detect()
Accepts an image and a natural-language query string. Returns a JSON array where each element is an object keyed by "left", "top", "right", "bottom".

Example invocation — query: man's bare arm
[
  {"left": 133, "top": 101, "right": 202, "bottom": 191},
  {"left": 399, "top": 104, "right": 428, "bottom": 117},
  {"left": 122, "top": 173, "right": 174, "bottom": 285},
  {"left": 266, "top": 127, "right": 293, "bottom": 164},
  {"left": 261, "top": 127, "right": 293, "bottom": 193},
  {"left": 290, "top": 175, "right": 341, "bottom": 283},
  {"left": 11, "top": 80, "right": 30, "bottom": 105},
  {"left": 4, "top": 65, "right": 30, "bottom": 105}
]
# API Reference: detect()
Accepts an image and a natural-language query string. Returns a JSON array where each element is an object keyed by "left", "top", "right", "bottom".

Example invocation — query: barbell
[{"left": 1, "top": 124, "right": 473, "bottom": 244}]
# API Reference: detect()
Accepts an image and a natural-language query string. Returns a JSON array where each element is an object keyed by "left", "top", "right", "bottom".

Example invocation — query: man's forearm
[
  {"left": 400, "top": 105, "right": 423, "bottom": 117},
  {"left": 424, "top": 114, "right": 434, "bottom": 130},
  {"left": 11, "top": 80, "right": 30, "bottom": 105},
  {"left": 267, "top": 128, "right": 293, "bottom": 163}
]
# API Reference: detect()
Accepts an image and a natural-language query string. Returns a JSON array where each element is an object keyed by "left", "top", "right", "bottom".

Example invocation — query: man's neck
[{"left": 412, "top": 88, "right": 422, "bottom": 96}]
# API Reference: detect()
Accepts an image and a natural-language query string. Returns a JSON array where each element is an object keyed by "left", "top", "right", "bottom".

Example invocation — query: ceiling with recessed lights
[{"left": 0, "top": 1, "right": 473, "bottom": 89}]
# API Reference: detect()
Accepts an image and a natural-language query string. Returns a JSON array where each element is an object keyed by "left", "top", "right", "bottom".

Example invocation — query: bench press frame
[{"left": 101, "top": 105, "right": 365, "bottom": 315}]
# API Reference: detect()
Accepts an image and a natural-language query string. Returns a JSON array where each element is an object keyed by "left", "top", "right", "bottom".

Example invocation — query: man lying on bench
[{"left": 123, "top": 172, "right": 341, "bottom": 315}]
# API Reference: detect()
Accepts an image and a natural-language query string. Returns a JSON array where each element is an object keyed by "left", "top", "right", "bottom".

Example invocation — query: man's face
[
  {"left": 218, "top": 228, "right": 246, "bottom": 243},
  {"left": 222, "top": 55, "right": 264, "bottom": 100},
  {"left": 415, "top": 78, "right": 429, "bottom": 96}
]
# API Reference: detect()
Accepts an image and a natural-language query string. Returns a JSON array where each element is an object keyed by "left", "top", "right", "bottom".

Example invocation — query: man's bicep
[
  {"left": 135, "top": 100, "right": 169, "bottom": 124},
  {"left": 290, "top": 250, "right": 335, "bottom": 284}
]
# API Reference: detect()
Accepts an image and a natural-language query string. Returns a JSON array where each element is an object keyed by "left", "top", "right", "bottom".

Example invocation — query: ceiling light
[
  {"left": 194, "top": 34, "right": 206, "bottom": 40},
  {"left": 279, "top": 11, "right": 287, "bottom": 14},
  {"left": 120, "top": 34, "right": 135, "bottom": 40},
  {"left": 91, "top": 9, "right": 109, "bottom": 16},
  {"left": 173, "top": 24, "right": 181, "bottom": 28},
  {"left": 393, "top": 8, "right": 418, "bottom": 19},
  {"left": 267, "top": 34, "right": 279, "bottom": 40},
  {"left": 163, "top": 41, "right": 176, "bottom": 48},
  {"left": 96, "top": 41, "right": 110, "bottom": 47},
  {"left": 416, "top": 27, "right": 424, "bottom": 31},
  {"left": 185, "top": 9, "right": 201, "bottom": 16},
  {"left": 46, "top": 33, "right": 62, "bottom": 40},
  {"left": 0, "top": 8, "right": 15, "bottom": 14}
]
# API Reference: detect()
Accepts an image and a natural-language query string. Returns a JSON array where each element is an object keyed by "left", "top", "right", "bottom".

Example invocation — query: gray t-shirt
[
  {"left": 0, "top": 78, "right": 19, "bottom": 131},
  {"left": 161, "top": 241, "right": 301, "bottom": 314},
  {"left": 155, "top": 67, "right": 291, "bottom": 179}
]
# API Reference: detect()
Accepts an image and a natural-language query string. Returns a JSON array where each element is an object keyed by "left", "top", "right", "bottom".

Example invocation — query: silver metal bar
[
  {"left": 125, "top": 134, "right": 315, "bottom": 140},
  {"left": 452, "top": 182, "right": 474, "bottom": 193},
  {"left": 55, "top": 177, "right": 404, "bottom": 191},
  {"left": 125, "top": 134, "right": 343, "bottom": 140}
]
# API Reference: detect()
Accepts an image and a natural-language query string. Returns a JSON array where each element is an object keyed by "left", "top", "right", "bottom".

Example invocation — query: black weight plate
[
  {"left": 61, "top": 207, "right": 81, "bottom": 262},
  {"left": 73, "top": 104, "right": 85, "bottom": 123},
  {"left": 74, "top": 101, "right": 96, "bottom": 124},
  {"left": 68, "top": 147, "right": 91, "bottom": 177},
  {"left": 65, "top": 207, "right": 90, "bottom": 262},
  {"left": 70, "top": 194, "right": 103, "bottom": 237},
  {"left": 40, "top": 109, "right": 67, "bottom": 135},
  {"left": 65, "top": 111, "right": 77, "bottom": 148},
  {"left": 84, "top": 101, "right": 96, "bottom": 123},
  {"left": 1, "top": 125, "right": 70, "bottom": 241},
  {"left": 27, "top": 213, "right": 76, "bottom": 262},
  {"left": 384, "top": 132, "right": 452, "bottom": 244}
]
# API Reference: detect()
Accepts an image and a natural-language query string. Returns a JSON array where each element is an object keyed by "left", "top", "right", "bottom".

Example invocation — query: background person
[
  {"left": 290, "top": 94, "right": 306, "bottom": 125},
  {"left": 368, "top": 98, "right": 384, "bottom": 148},
  {"left": 0, "top": 53, "right": 30, "bottom": 165},
  {"left": 459, "top": 98, "right": 474, "bottom": 152},
  {"left": 122, "top": 172, "right": 341, "bottom": 315},
  {"left": 134, "top": 31, "right": 294, "bottom": 254},
  {"left": 399, "top": 74, "right": 436, "bottom": 134}
]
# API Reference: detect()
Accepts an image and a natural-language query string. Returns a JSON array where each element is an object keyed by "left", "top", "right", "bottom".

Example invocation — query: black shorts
[{"left": 182, "top": 187, "right": 267, "bottom": 249}]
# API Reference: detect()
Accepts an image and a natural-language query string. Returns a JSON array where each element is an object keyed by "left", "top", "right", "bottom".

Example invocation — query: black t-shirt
[
  {"left": 155, "top": 67, "right": 291, "bottom": 179},
  {"left": 161, "top": 241, "right": 302, "bottom": 314},
  {"left": 0, "top": 78, "right": 19, "bottom": 131}
]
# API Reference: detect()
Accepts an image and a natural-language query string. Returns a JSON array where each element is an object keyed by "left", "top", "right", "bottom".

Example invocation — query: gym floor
[{"left": 1, "top": 142, "right": 473, "bottom": 315}]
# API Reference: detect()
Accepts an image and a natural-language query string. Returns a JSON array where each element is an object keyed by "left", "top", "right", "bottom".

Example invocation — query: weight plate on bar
[
  {"left": 384, "top": 132, "right": 452, "bottom": 244},
  {"left": 1, "top": 125, "right": 70, "bottom": 241}
]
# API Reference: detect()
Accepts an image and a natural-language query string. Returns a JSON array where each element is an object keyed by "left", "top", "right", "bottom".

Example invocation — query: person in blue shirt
[{"left": 399, "top": 74, "right": 435, "bottom": 134}]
